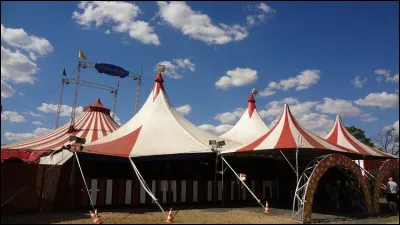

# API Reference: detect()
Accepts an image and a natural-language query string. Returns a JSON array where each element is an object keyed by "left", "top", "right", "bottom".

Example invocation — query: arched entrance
[
  {"left": 373, "top": 159, "right": 399, "bottom": 213},
  {"left": 293, "top": 154, "right": 373, "bottom": 223}
]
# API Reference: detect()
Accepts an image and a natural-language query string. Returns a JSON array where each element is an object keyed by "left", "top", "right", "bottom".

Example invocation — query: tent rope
[
  {"left": 1, "top": 185, "right": 29, "bottom": 207},
  {"left": 74, "top": 152, "right": 96, "bottom": 212},
  {"left": 128, "top": 157, "right": 167, "bottom": 217}
]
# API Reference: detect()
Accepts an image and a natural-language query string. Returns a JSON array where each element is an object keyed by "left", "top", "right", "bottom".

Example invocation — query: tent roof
[
  {"left": 220, "top": 104, "right": 360, "bottom": 157},
  {"left": 1, "top": 98, "right": 119, "bottom": 163},
  {"left": 83, "top": 72, "right": 240, "bottom": 158},
  {"left": 219, "top": 93, "right": 269, "bottom": 144},
  {"left": 325, "top": 115, "right": 396, "bottom": 159}
]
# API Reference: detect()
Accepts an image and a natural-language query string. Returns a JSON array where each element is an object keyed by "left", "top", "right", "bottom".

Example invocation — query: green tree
[{"left": 345, "top": 125, "right": 375, "bottom": 147}]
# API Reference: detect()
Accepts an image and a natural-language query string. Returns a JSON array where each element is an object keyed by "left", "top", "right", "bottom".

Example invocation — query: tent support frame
[{"left": 74, "top": 152, "right": 96, "bottom": 212}]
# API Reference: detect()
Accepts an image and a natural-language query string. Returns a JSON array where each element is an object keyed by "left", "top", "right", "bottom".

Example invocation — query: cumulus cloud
[
  {"left": 157, "top": 1, "right": 249, "bottom": 45},
  {"left": 1, "top": 79, "right": 15, "bottom": 98},
  {"left": 5, "top": 127, "right": 53, "bottom": 142},
  {"left": 215, "top": 68, "right": 258, "bottom": 90},
  {"left": 198, "top": 124, "right": 233, "bottom": 136},
  {"left": 25, "top": 111, "right": 43, "bottom": 117},
  {"left": 315, "top": 98, "right": 362, "bottom": 116},
  {"left": 259, "top": 70, "right": 320, "bottom": 97},
  {"left": 37, "top": 103, "right": 83, "bottom": 117},
  {"left": 1, "top": 111, "right": 26, "bottom": 123},
  {"left": 1, "top": 24, "right": 54, "bottom": 55},
  {"left": 214, "top": 108, "right": 245, "bottom": 124},
  {"left": 360, "top": 113, "right": 378, "bottom": 122},
  {"left": 73, "top": 1, "right": 160, "bottom": 45},
  {"left": 351, "top": 75, "right": 367, "bottom": 88},
  {"left": 354, "top": 92, "right": 399, "bottom": 109},
  {"left": 1, "top": 46, "right": 38, "bottom": 85},
  {"left": 110, "top": 112, "right": 122, "bottom": 126},
  {"left": 375, "top": 69, "right": 399, "bottom": 83},
  {"left": 32, "top": 121, "right": 42, "bottom": 125},
  {"left": 247, "top": 2, "right": 276, "bottom": 26},
  {"left": 175, "top": 104, "right": 192, "bottom": 115},
  {"left": 156, "top": 58, "right": 195, "bottom": 79},
  {"left": 105, "top": 29, "right": 110, "bottom": 35}
]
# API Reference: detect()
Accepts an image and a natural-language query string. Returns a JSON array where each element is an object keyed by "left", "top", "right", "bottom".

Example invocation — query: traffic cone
[
  {"left": 166, "top": 208, "right": 174, "bottom": 223},
  {"left": 264, "top": 201, "right": 270, "bottom": 214},
  {"left": 89, "top": 210, "right": 103, "bottom": 224}
]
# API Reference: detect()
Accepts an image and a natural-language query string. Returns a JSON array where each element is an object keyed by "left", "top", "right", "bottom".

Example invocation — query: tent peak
[
  {"left": 247, "top": 93, "right": 256, "bottom": 118},
  {"left": 155, "top": 72, "right": 164, "bottom": 83},
  {"left": 83, "top": 98, "right": 110, "bottom": 114}
]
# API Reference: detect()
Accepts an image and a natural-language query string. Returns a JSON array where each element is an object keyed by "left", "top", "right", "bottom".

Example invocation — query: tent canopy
[
  {"left": 325, "top": 115, "right": 397, "bottom": 159},
  {"left": 82, "top": 72, "right": 240, "bottom": 158},
  {"left": 220, "top": 104, "right": 369, "bottom": 160},
  {"left": 219, "top": 93, "right": 269, "bottom": 144},
  {"left": 1, "top": 98, "right": 119, "bottom": 164}
]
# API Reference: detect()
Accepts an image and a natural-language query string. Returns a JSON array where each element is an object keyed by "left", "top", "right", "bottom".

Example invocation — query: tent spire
[
  {"left": 153, "top": 72, "right": 165, "bottom": 102},
  {"left": 247, "top": 93, "right": 256, "bottom": 118}
]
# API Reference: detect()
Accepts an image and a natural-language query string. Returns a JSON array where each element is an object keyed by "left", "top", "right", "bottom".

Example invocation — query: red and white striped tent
[
  {"left": 1, "top": 98, "right": 119, "bottom": 165},
  {"left": 325, "top": 115, "right": 396, "bottom": 160},
  {"left": 219, "top": 93, "right": 269, "bottom": 144},
  {"left": 82, "top": 72, "right": 240, "bottom": 158},
  {"left": 220, "top": 104, "right": 360, "bottom": 158}
]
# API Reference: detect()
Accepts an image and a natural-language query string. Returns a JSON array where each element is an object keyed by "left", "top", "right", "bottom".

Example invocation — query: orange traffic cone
[
  {"left": 89, "top": 210, "right": 103, "bottom": 224},
  {"left": 264, "top": 201, "right": 270, "bottom": 214},
  {"left": 166, "top": 208, "right": 174, "bottom": 223}
]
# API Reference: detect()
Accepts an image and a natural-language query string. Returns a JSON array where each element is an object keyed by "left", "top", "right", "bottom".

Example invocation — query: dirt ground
[{"left": 1, "top": 207, "right": 399, "bottom": 224}]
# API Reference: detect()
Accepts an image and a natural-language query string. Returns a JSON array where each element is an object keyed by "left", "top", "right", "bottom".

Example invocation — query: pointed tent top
[
  {"left": 153, "top": 72, "right": 166, "bottom": 102},
  {"left": 155, "top": 72, "right": 164, "bottom": 83},
  {"left": 325, "top": 114, "right": 396, "bottom": 158},
  {"left": 248, "top": 93, "right": 255, "bottom": 103},
  {"left": 247, "top": 93, "right": 256, "bottom": 118},
  {"left": 83, "top": 98, "right": 110, "bottom": 114}
]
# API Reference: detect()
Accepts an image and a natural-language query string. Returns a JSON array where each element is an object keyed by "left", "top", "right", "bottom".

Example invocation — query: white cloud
[
  {"left": 156, "top": 58, "right": 195, "bottom": 79},
  {"left": 1, "top": 24, "right": 54, "bottom": 55},
  {"left": 354, "top": 92, "right": 399, "bottom": 109},
  {"left": 5, "top": 127, "right": 52, "bottom": 142},
  {"left": 351, "top": 75, "right": 367, "bottom": 88},
  {"left": 29, "top": 52, "right": 37, "bottom": 61},
  {"left": 1, "top": 46, "right": 38, "bottom": 84},
  {"left": 215, "top": 67, "right": 258, "bottom": 90},
  {"left": 73, "top": 1, "right": 160, "bottom": 45},
  {"left": 26, "top": 111, "right": 43, "bottom": 117},
  {"left": 18, "top": 92, "right": 24, "bottom": 97},
  {"left": 110, "top": 112, "right": 122, "bottom": 126},
  {"left": 32, "top": 121, "right": 42, "bottom": 125},
  {"left": 360, "top": 113, "right": 377, "bottom": 122},
  {"left": 37, "top": 103, "right": 83, "bottom": 117},
  {"left": 175, "top": 104, "right": 192, "bottom": 115},
  {"left": 198, "top": 124, "right": 233, "bottom": 136},
  {"left": 1, "top": 111, "right": 26, "bottom": 123},
  {"left": 1, "top": 79, "right": 15, "bottom": 98},
  {"left": 258, "top": 3, "right": 274, "bottom": 13},
  {"left": 157, "top": 1, "right": 248, "bottom": 45},
  {"left": 375, "top": 69, "right": 399, "bottom": 83},
  {"left": 247, "top": 2, "right": 276, "bottom": 27},
  {"left": 214, "top": 108, "right": 245, "bottom": 124},
  {"left": 259, "top": 70, "right": 320, "bottom": 97},
  {"left": 295, "top": 113, "right": 335, "bottom": 137},
  {"left": 105, "top": 29, "right": 110, "bottom": 35},
  {"left": 315, "top": 98, "right": 362, "bottom": 116}
]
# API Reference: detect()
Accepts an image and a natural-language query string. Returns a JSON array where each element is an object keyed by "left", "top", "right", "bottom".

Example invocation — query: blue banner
[{"left": 94, "top": 63, "right": 129, "bottom": 78}]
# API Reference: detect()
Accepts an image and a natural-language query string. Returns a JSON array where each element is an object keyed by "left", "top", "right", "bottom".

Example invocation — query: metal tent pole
[{"left": 74, "top": 152, "right": 96, "bottom": 212}]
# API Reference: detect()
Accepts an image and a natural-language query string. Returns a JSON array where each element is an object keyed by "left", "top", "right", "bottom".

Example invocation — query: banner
[{"left": 94, "top": 63, "right": 129, "bottom": 78}]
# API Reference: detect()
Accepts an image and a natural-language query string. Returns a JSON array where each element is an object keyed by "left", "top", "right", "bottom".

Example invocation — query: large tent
[
  {"left": 219, "top": 93, "right": 269, "bottom": 144},
  {"left": 220, "top": 104, "right": 360, "bottom": 158},
  {"left": 82, "top": 72, "right": 240, "bottom": 158},
  {"left": 1, "top": 98, "right": 119, "bottom": 165}
]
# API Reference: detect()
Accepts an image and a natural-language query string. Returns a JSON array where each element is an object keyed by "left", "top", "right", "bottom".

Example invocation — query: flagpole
[{"left": 70, "top": 50, "right": 85, "bottom": 129}]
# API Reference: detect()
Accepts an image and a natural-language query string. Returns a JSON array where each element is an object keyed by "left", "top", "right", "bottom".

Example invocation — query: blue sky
[{"left": 1, "top": 1, "right": 399, "bottom": 146}]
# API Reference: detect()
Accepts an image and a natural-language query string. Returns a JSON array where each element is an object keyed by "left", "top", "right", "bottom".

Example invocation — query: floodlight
[
  {"left": 157, "top": 64, "right": 166, "bottom": 72},
  {"left": 69, "top": 135, "right": 86, "bottom": 144},
  {"left": 217, "top": 140, "right": 226, "bottom": 147},
  {"left": 209, "top": 140, "right": 217, "bottom": 145}
]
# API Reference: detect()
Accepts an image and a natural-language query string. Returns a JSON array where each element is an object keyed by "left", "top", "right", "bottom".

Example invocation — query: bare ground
[{"left": 1, "top": 207, "right": 398, "bottom": 224}]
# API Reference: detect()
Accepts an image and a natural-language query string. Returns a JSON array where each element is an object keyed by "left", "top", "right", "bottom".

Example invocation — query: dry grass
[{"left": 1, "top": 207, "right": 398, "bottom": 224}]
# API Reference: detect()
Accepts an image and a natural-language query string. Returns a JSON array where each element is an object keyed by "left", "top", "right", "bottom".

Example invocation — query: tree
[
  {"left": 375, "top": 126, "right": 399, "bottom": 156},
  {"left": 345, "top": 125, "right": 375, "bottom": 147}
]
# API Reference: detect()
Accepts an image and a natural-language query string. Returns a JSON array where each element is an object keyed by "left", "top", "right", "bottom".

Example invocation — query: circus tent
[
  {"left": 219, "top": 93, "right": 269, "bottom": 144},
  {"left": 82, "top": 72, "right": 240, "bottom": 158},
  {"left": 220, "top": 104, "right": 361, "bottom": 158},
  {"left": 1, "top": 98, "right": 120, "bottom": 165}
]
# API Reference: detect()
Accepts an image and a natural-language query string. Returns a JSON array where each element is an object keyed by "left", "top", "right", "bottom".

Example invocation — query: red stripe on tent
[
  {"left": 84, "top": 126, "right": 142, "bottom": 157},
  {"left": 153, "top": 73, "right": 165, "bottom": 102},
  {"left": 98, "top": 179, "right": 105, "bottom": 206},
  {"left": 288, "top": 112, "right": 326, "bottom": 150},
  {"left": 102, "top": 113, "right": 115, "bottom": 133},
  {"left": 274, "top": 108, "right": 296, "bottom": 149},
  {"left": 91, "top": 112, "right": 99, "bottom": 142},
  {"left": 237, "top": 112, "right": 284, "bottom": 152},
  {"left": 117, "top": 179, "right": 125, "bottom": 205},
  {"left": 247, "top": 94, "right": 256, "bottom": 118},
  {"left": 339, "top": 124, "right": 371, "bottom": 155},
  {"left": 325, "top": 121, "right": 339, "bottom": 144},
  {"left": 99, "top": 114, "right": 108, "bottom": 137}
]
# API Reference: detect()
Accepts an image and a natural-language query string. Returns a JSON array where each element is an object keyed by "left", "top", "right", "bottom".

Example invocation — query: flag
[
  {"left": 78, "top": 49, "right": 86, "bottom": 60},
  {"left": 62, "top": 68, "right": 67, "bottom": 76}
]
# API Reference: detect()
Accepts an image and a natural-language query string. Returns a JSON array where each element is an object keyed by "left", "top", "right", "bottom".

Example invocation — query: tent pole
[
  {"left": 279, "top": 150, "right": 296, "bottom": 175},
  {"left": 128, "top": 158, "right": 166, "bottom": 217},
  {"left": 221, "top": 156, "right": 224, "bottom": 208},
  {"left": 220, "top": 156, "right": 264, "bottom": 209},
  {"left": 74, "top": 152, "right": 96, "bottom": 212}
]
